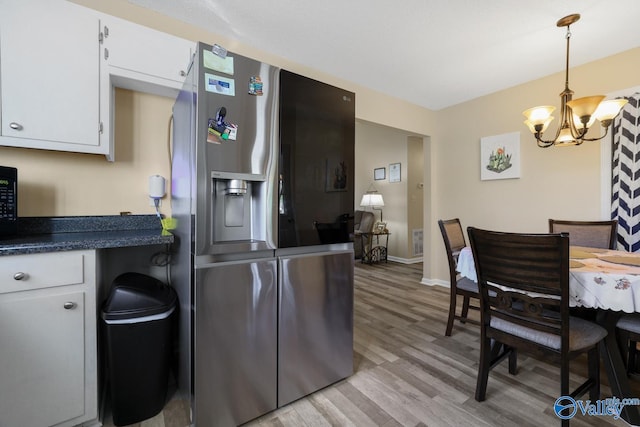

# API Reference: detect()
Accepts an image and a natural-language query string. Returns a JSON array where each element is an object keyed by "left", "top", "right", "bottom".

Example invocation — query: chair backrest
[
  {"left": 467, "top": 227, "right": 570, "bottom": 350},
  {"left": 355, "top": 210, "right": 376, "bottom": 234},
  {"left": 438, "top": 219, "right": 466, "bottom": 284},
  {"left": 548, "top": 219, "right": 617, "bottom": 249}
]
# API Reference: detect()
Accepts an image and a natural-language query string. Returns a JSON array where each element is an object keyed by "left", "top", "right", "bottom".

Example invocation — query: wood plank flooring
[{"left": 103, "top": 261, "right": 640, "bottom": 427}]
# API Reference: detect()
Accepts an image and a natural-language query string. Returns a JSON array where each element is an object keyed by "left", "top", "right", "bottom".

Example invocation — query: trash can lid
[{"left": 102, "top": 272, "right": 177, "bottom": 321}]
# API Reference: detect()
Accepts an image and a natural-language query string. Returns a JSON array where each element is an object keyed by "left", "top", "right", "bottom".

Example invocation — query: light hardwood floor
[{"left": 103, "top": 261, "right": 640, "bottom": 427}]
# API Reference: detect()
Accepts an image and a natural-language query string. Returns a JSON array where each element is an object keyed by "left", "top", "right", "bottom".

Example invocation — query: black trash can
[{"left": 102, "top": 272, "right": 177, "bottom": 426}]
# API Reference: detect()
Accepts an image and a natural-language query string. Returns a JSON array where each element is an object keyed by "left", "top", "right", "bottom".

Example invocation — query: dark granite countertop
[{"left": 0, "top": 215, "right": 174, "bottom": 256}]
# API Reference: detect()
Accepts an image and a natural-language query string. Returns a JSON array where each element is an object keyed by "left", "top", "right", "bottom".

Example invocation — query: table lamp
[{"left": 360, "top": 187, "right": 385, "bottom": 221}]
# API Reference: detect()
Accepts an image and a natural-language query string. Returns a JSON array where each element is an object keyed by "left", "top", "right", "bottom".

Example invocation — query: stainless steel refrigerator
[{"left": 171, "top": 42, "right": 355, "bottom": 426}]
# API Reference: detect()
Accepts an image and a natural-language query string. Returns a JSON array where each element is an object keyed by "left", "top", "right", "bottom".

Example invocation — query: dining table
[{"left": 456, "top": 245, "right": 640, "bottom": 425}]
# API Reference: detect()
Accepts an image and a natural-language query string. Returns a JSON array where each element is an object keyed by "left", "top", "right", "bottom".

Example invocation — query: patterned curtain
[{"left": 611, "top": 93, "right": 640, "bottom": 251}]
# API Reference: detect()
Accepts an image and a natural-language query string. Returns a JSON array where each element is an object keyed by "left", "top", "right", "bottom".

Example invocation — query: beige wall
[
  {"left": 428, "top": 47, "right": 640, "bottom": 284},
  {"left": 1, "top": 89, "right": 174, "bottom": 216},
  {"left": 355, "top": 121, "right": 426, "bottom": 261}
]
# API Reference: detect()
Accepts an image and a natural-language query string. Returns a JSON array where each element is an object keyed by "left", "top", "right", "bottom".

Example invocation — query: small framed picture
[
  {"left": 374, "top": 221, "right": 387, "bottom": 234},
  {"left": 389, "top": 163, "right": 401, "bottom": 183},
  {"left": 374, "top": 167, "right": 386, "bottom": 180}
]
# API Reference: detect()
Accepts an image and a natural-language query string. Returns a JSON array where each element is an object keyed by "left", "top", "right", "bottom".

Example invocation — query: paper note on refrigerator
[
  {"left": 204, "top": 73, "right": 235, "bottom": 96},
  {"left": 203, "top": 50, "right": 234, "bottom": 75}
]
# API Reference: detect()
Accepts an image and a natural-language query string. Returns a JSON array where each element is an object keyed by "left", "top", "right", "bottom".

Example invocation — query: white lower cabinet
[{"left": 0, "top": 250, "right": 97, "bottom": 427}]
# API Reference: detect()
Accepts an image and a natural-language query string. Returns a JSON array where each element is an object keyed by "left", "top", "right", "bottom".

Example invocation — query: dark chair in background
[
  {"left": 353, "top": 210, "right": 375, "bottom": 259},
  {"left": 550, "top": 219, "right": 618, "bottom": 322},
  {"left": 617, "top": 315, "right": 640, "bottom": 375},
  {"left": 438, "top": 218, "right": 480, "bottom": 336},
  {"left": 468, "top": 227, "right": 607, "bottom": 426},
  {"left": 548, "top": 219, "right": 618, "bottom": 249}
]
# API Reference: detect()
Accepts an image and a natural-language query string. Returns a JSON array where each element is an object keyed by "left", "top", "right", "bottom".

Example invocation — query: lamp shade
[
  {"left": 360, "top": 193, "right": 384, "bottom": 207},
  {"left": 522, "top": 106, "right": 555, "bottom": 124},
  {"left": 593, "top": 99, "right": 628, "bottom": 122},
  {"left": 566, "top": 95, "right": 605, "bottom": 123},
  {"left": 555, "top": 126, "right": 579, "bottom": 146}
]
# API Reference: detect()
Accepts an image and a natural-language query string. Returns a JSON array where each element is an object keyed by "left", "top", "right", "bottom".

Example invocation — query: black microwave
[{"left": 0, "top": 166, "right": 17, "bottom": 237}]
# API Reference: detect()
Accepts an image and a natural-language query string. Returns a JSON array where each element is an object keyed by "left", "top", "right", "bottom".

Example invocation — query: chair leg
[
  {"left": 588, "top": 346, "right": 600, "bottom": 401},
  {"left": 629, "top": 340, "right": 638, "bottom": 375},
  {"left": 508, "top": 347, "right": 517, "bottom": 375},
  {"left": 617, "top": 329, "right": 630, "bottom": 370},
  {"left": 475, "top": 336, "right": 492, "bottom": 402},
  {"left": 445, "top": 290, "right": 457, "bottom": 336},
  {"left": 560, "top": 356, "right": 570, "bottom": 426},
  {"left": 460, "top": 296, "right": 470, "bottom": 323}
]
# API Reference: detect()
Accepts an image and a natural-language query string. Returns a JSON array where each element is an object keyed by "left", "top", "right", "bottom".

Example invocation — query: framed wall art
[
  {"left": 480, "top": 131, "right": 521, "bottom": 181},
  {"left": 389, "top": 163, "right": 401, "bottom": 183},
  {"left": 374, "top": 167, "right": 386, "bottom": 180}
]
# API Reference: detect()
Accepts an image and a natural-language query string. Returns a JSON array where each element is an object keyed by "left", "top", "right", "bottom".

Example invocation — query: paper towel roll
[{"left": 149, "top": 175, "right": 166, "bottom": 198}]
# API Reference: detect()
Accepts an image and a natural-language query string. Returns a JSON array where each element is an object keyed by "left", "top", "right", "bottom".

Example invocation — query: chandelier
[{"left": 522, "top": 14, "right": 628, "bottom": 148}]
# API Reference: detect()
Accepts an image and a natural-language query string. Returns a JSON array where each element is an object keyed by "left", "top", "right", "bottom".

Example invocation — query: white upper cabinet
[
  {"left": 100, "top": 14, "right": 194, "bottom": 98},
  {"left": 0, "top": 0, "right": 106, "bottom": 155},
  {"left": 98, "top": 15, "right": 194, "bottom": 161},
  {"left": 0, "top": 0, "right": 193, "bottom": 161}
]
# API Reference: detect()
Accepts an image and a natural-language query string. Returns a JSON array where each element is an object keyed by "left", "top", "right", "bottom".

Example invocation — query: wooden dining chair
[
  {"left": 467, "top": 227, "right": 607, "bottom": 426},
  {"left": 548, "top": 219, "right": 618, "bottom": 249},
  {"left": 438, "top": 218, "right": 480, "bottom": 336},
  {"left": 616, "top": 315, "right": 640, "bottom": 375}
]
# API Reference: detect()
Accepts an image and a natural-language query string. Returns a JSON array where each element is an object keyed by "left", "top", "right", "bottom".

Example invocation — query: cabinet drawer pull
[
  {"left": 9, "top": 122, "right": 23, "bottom": 131},
  {"left": 63, "top": 302, "right": 77, "bottom": 310},
  {"left": 13, "top": 272, "right": 27, "bottom": 280}
]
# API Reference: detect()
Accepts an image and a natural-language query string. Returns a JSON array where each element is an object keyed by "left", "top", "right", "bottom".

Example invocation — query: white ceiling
[{"left": 128, "top": 0, "right": 640, "bottom": 110}]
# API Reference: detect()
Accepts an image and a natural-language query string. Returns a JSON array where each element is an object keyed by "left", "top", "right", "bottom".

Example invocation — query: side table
[{"left": 359, "top": 231, "right": 390, "bottom": 264}]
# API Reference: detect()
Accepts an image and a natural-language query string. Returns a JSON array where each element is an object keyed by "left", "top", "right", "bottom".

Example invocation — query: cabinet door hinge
[
  {"left": 99, "top": 26, "right": 108, "bottom": 44},
  {"left": 99, "top": 25, "right": 108, "bottom": 42}
]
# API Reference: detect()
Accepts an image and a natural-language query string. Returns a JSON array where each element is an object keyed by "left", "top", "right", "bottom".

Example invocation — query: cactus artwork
[{"left": 486, "top": 146, "right": 512, "bottom": 173}]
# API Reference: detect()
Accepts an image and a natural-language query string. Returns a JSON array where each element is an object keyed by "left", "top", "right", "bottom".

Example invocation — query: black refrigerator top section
[{"left": 278, "top": 70, "right": 355, "bottom": 248}]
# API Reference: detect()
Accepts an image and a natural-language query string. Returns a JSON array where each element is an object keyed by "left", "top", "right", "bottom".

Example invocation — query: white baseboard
[
  {"left": 387, "top": 255, "right": 423, "bottom": 264},
  {"left": 421, "top": 278, "right": 450, "bottom": 288}
]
